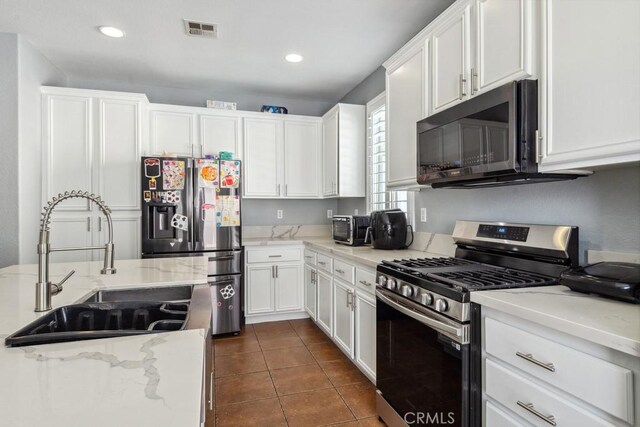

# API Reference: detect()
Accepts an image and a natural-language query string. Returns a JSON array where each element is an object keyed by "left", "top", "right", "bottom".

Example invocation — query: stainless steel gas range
[{"left": 375, "top": 221, "right": 579, "bottom": 427}]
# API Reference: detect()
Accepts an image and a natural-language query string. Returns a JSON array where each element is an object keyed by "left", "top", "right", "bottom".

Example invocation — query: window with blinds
[{"left": 367, "top": 98, "right": 408, "bottom": 214}]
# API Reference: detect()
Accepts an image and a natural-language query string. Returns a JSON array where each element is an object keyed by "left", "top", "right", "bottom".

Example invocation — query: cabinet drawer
[
  {"left": 485, "top": 400, "right": 530, "bottom": 427},
  {"left": 333, "top": 259, "right": 355, "bottom": 284},
  {"left": 355, "top": 268, "right": 376, "bottom": 294},
  {"left": 317, "top": 253, "right": 333, "bottom": 273},
  {"left": 303, "top": 249, "right": 317, "bottom": 266},
  {"left": 485, "top": 359, "right": 613, "bottom": 427},
  {"left": 485, "top": 317, "right": 634, "bottom": 423},
  {"left": 246, "top": 247, "right": 302, "bottom": 264}
]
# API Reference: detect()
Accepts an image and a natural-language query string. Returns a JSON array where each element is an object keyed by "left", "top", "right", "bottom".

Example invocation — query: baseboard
[{"left": 245, "top": 311, "right": 309, "bottom": 324}]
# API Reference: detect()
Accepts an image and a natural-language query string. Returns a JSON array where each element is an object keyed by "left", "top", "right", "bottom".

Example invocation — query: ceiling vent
[{"left": 183, "top": 20, "right": 218, "bottom": 38}]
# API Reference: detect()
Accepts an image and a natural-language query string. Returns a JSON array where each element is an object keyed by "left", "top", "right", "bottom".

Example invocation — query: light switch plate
[
  {"left": 277, "top": 210, "right": 283, "bottom": 219},
  {"left": 327, "top": 209, "right": 333, "bottom": 218},
  {"left": 420, "top": 208, "right": 427, "bottom": 222}
]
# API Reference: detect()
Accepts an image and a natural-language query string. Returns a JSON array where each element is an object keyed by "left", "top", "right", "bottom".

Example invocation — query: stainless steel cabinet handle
[
  {"left": 285, "top": 184, "right": 288, "bottom": 196},
  {"left": 336, "top": 268, "right": 345, "bottom": 274},
  {"left": 209, "top": 371, "right": 213, "bottom": 410},
  {"left": 271, "top": 265, "right": 275, "bottom": 278},
  {"left": 459, "top": 73, "right": 467, "bottom": 100},
  {"left": 516, "top": 401, "right": 556, "bottom": 426},
  {"left": 277, "top": 184, "right": 281, "bottom": 195},
  {"left": 346, "top": 290, "right": 353, "bottom": 308},
  {"left": 305, "top": 255, "right": 313, "bottom": 259},
  {"left": 471, "top": 68, "right": 478, "bottom": 95},
  {"left": 319, "top": 261, "right": 327, "bottom": 266},
  {"left": 359, "top": 280, "right": 372, "bottom": 287},
  {"left": 268, "top": 255, "right": 282, "bottom": 258},
  {"left": 535, "top": 130, "right": 543, "bottom": 161},
  {"left": 98, "top": 217, "right": 102, "bottom": 232},
  {"left": 516, "top": 352, "right": 555, "bottom": 372},
  {"left": 87, "top": 216, "right": 91, "bottom": 232},
  {"left": 275, "top": 265, "right": 278, "bottom": 278}
]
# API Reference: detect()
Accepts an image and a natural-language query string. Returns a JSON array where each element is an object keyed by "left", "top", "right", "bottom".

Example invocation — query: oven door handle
[{"left": 376, "top": 288, "right": 468, "bottom": 344}]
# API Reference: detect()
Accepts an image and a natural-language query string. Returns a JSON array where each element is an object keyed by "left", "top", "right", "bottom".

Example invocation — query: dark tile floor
[{"left": 212, "top": 319, "right": 386, "bottom": 427}]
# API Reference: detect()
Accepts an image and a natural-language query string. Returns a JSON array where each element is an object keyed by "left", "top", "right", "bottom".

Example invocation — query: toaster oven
[{"left": 332, "top": 215, "right": 370, "bottom": 246}]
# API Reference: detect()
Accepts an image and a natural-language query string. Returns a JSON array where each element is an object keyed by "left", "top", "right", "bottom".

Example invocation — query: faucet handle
[{"left": 51, "top": 269, "right": 76, "bottom": 295}]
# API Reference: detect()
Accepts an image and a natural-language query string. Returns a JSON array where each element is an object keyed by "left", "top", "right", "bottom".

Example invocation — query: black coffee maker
[{"left": 366, "top": 209, "right": 413, "bottom": 250}]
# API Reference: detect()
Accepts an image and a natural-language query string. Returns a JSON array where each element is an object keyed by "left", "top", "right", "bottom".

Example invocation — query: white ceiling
[{"left": 0, "top": 0, "right": 453, "bottom": 102}]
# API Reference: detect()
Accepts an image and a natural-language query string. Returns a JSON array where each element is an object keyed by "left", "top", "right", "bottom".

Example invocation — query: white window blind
[{"left": 367, "top": 96, "right": 408, "bottom": 214}]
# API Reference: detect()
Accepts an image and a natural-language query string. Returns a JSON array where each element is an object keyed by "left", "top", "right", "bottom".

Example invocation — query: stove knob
[
  {"left": 400, "top": 285, "right": 413, "bottom": 297},
  {"left": 377, "top": 275, "right": 387, "bottom": 287},
  {"left": 386, "top": 279, "right": 397, "bottom": 290},
  {"left": 434, "top": 299, "right": 448, "bottom": 312},
  {"left": 419, "top": 291, "right": 434, "bottom": 306}
]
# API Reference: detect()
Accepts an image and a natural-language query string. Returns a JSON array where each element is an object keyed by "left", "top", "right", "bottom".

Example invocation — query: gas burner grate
[
  {"left": 430, "top": 269, "right": 556, "bottom": 290},
  {"left": 383, "top": 257, "right": 476, "bottom": 268}
]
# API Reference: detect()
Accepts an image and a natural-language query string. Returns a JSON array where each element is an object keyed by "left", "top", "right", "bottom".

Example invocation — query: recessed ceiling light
[
  {"left": 285, "top": 53, "right": 303, "bottom": 63},
  {"left": 98, "top": 26, "right": 125, "bottom": 38}
]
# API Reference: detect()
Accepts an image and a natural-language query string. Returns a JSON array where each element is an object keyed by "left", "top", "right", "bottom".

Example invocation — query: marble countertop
[
  {"left": 243, "top": 237, "right": 451, "bottom": 268},
  {"left": 0, "top": 257, "right": 209, "bottom": 427},
  {"left": 471, "top": 286, "right": 640, "bottom": 357}
]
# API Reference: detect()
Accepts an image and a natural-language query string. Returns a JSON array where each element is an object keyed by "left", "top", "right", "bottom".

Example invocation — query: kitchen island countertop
[{"left": 0, "top": 257, "right": 210, "bottom": 427}]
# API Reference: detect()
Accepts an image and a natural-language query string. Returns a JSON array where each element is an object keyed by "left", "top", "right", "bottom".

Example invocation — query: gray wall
[
  {"left": 336, "top": 66, "right": 386, "bottom": 216},
  {"left": 242, "top": 199, "right": 338, "bottom": 226},
  {"left": 0, "top": 33, "right": 20, "bottom": 268},
  {"left": 415, "top": 165, "right": 640, "bottom": 258},
  {"left": 67, "top": 76, "right": 334, "bottom": 117},
  {"left": 17, "top": 36, "right": 68, "bottom": 264}
]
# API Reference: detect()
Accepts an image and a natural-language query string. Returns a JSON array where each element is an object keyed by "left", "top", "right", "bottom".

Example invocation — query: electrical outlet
[
  {"left": 420, "top": 207, "right": 427, "bottom": 222},
  {"left": 277, "top": 210, "right": 283, "bottom": 219},
  {"left": 327, "top": 209, "right": 333, "bottom": 218},
  {"left": 354, "top": 209, "right": 359, "bottom": 215}
]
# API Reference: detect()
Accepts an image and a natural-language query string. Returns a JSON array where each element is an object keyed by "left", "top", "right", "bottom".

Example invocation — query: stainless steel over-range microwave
[{"left": 416, "top": 79, "right": 587, "bottom": 188}]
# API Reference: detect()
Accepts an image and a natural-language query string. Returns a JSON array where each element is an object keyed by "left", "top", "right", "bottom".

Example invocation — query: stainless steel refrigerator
[{"left": 141, "top": 156, "right": 242, "bottom": 335}]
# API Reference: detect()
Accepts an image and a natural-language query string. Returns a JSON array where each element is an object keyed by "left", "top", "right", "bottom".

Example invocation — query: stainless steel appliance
[
  {"left": 332, "top": 215, "right": 370, "bottom": 246},
  {"left": 375, "top": 220, "right": 579, "bottom": 427},
  {"left": 416, "top": 80, "right": 589, "bottom": 188},
  {"left": 141, "top": 156, "right": 243, "bottom": 335},
  {"left": 367, "top": 209, "right": 413, "bottom": 250},
  {"left": 561, "top": 262, "right": 640, "bottom": 303}
]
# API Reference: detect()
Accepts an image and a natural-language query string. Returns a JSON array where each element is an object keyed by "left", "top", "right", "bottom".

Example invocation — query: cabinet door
[
  {"left": 97, "top": 212, "right": 140, "bottom": 261},
  {"left": 322, "top": 109, "right": 339, "bottom": 196},
  {"left": 43, "top": 94, "right": 93, "bottom": 211},
  {"left": 284, "top": 120, "right": 321, "bottom": 198},
  {"left": 275, "top": 264, "right": 302, "bottom": 312},
  {"left": 304, "top": 265, "right": 317, "bottom": 320},
  {"left": 98, "top": 98, "right": 142, "bottom": 211},
  {"left": 355, "top": 291, "right": 376, "bottom": 380},
  {"left": 149, "top": 109, "right": 195, "bottom": 156},
  {"left": 431, "top": 3, "right": 471, "bottom": 114},
  {"left": 333, "top": 279, "right": 355, "bottom": 358},
  {"left": 540, "top": 0, "right": 640, "bottom": 170},
  {"left": 47, "top": 216, "right": 93, "bottom": 263},
  {"left": 474, "top": 0, "right": 533, "bottom": 94},
  {"left": 243, "top": 118, "right": 282, "bottom": 197},
  {"left": 316, "top": 270, "right": 333, "bottom": 336},
  {"left": 246, "top": 265, "right": 275, "bottom": 314},
  {"left": 200, "top": 114, "right": 241, "bottom": 158},
  {"left": 386, "top": 47, "right": 424, "bottom": 188}
]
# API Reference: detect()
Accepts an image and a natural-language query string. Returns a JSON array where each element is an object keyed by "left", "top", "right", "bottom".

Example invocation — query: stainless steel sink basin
[{"left": 80, "top": 284, "right": 193, "bottom": 303}]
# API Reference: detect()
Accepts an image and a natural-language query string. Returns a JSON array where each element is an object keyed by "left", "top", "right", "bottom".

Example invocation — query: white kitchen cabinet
[
  {"left": 354, "top": 290, "right": 376, "bottom": 381},
  {"left": 385, "top": 44, "right": 426, "bottom": 189},
  {"left": 148, "top": 106, "right": 196, "bottom": 156},
  {"left": 275, "top": 264, "right": 302, "bottom": 312},
  {"left": 284, "top": 119, "right": 321, "bottom": 198},
  {"left": 333, "top": 278, "right": 355, "bottom": 358},
  {"left": 47, "top": 216, "right": 94, "bottom": 263},
  {"left": 539, "top": 0, "right": 640, "bottom": 171},
  {"left": 430, "top": 1, "right": 471, "bottom": 114},
  {"left": 99, "top": 212, "right": 141, "bottom": 261},
  {"left": 304, "top": 264, "right": 317, "bottom": 320},
  {"left": 316, "top": 270, "right": 333, "bottom": 336},
  {"left": 246, "top": 264, "right": 275, "bottom": 315},
  {"left": 243, "top": 117, "right": 282, "bottom": 197},
  {"left": 200, "top": 113, "right": 241, "bottom": 157},
  {"left": 472, "top": 0, "right": 534, "bottom": 95},
  {"left": 322, "top": 104, "right": 366, "bottom": 197}
]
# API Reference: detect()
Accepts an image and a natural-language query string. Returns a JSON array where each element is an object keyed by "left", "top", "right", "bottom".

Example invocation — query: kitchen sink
[{"left": 80, "top": 284, "right": 193, "bottom": 303}]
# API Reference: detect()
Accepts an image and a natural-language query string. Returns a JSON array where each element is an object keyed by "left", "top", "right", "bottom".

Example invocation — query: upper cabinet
[
  {"left": 322, "top": 104, "right": 366, "bottom": 198},
  {"left": 42, "top": 87, "right": 145, "bottom": 212},
  {"left": 243, "top": 115, "right": 322, "bottom": 199},
  {"left": 200, "top": 113, "right": 241, "bottom": 158},
  {"left": 538, "top": 0, "right": 640, "bottom": 170},
  {"left": 385, "top": 43, "right": 426, "bottom": 189}
]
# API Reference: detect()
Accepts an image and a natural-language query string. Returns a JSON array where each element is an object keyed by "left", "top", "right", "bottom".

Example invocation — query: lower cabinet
[
  {"left": 316, "top": 270, "right": 333, "bottom": 336},
  {"left": 304, "top": 264, "right": 317, "bottom": 320},
  {"left": 333, "top": 278, "right": 355, "bottom": 358},
  {"left": 244, "top": 246, "right": 304, "bottom": 323},
  {"left": 354, "top": 290, "right": 376, "bottom": 380}
]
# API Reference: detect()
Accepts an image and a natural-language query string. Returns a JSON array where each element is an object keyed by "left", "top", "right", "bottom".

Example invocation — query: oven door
[
  {"left": 332, "top": 217, "right": 353, "bottom": 244},
  {"left": 376, "top": 288, "right": 470, "bottom": 427}
]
